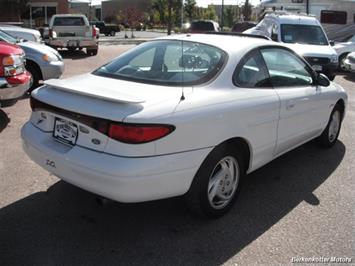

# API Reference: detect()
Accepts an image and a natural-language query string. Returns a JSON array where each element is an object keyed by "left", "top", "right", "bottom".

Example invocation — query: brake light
[
  {"left": 108, "top": 123, "right": 174, "bottom": 144},
  {"left": 92, "top": 26, "right": 96, "bottom": 37},
  {"left": 49, "top": 29, "right": 53, "bottom": 38}
]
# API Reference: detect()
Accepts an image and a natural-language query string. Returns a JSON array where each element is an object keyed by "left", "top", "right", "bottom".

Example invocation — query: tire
[
  {"left": 328, "top": 74, "right": 336, "bottom": 81},
  {"left": 87, "top": 48, "right": 98, "bottom": 56},
  {"left": 110, "top": 31, "right": 115, "bottom": 36},
  {"left": 317, "top": 104, "right": 342, "bottom": 148},
  {"left": 184, "top": 144, "right": 245, "bottom": 218},
  {"left": 338, "top": 53, "right": 349, "bottom": 72},
  {"left": 25, "top": 62, "right": 41, "bottom": 92}
]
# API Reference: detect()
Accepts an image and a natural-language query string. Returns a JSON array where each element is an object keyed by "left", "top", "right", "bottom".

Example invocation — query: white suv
[{"left": 245, "top": 12, "right": 338, "bottom": 80}]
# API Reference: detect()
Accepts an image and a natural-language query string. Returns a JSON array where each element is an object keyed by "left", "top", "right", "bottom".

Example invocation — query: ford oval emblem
[{"left": 91, "top": 138, "right": 101, "bottom": 145}]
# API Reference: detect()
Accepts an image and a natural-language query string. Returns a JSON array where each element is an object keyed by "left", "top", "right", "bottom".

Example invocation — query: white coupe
[{"left": 22, "top": 34, "right": 347, "bottom": 218}]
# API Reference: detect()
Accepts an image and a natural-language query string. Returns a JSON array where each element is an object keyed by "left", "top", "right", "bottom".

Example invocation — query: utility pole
[
  {"left": 221, "top": 0, "right": 224, "bottom": 29},
  {"left": 181, "top": 0, "right": 184, "bottom": 30},
  {"left": 306, "top": 0, "right": 309, "bottom": 14}
]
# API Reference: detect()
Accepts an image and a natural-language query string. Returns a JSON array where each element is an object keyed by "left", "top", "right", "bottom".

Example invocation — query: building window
[
  {"left": 321, "top": 10, "right": 347, "bottom": 25},
  {"left": 30, "top": 5, "right": 57, "bottom": 27}
]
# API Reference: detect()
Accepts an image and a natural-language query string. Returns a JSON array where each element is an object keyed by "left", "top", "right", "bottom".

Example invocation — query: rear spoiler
[{"left": 204, "top": 32, "right": 271, "bottom": 41}]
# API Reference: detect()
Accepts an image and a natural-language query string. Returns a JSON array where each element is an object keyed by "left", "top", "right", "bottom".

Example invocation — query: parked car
[
  {"left": 0, "top": 41, "right": 31, "bottom": 107},
  {"left": 48, "top": 14, "right": 98, "bottom": 55},
  {"left": 333, "top": 34, "right": 355, "bottom": 71},
  {"left": 188, "top": 20, "right": 220, "bottom": 33},
  {"left": 245, "top": 12, "right": 338, "bottom": 80},
  {"left": 231, "top": 21, "right": 256, "bottom": 33},
  {"left": 0, "top": 30, "right": 64, "bottom": 91},
  {"left": 90, "top": 21, "right": 120, "bottom": 36},
  {"left": 0, "top": 25, "right": 43, "bottom": 43},
  {"left": 343, "top": 52, "right": 355, "bottom": 72},
  {"left": 22, "top": 34, "right": 347, "bottom": 218}
]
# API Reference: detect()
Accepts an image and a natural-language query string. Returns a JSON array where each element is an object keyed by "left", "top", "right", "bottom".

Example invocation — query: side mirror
[
  {"left": 316, "top": 73, "right": 330, "bottom": 87},
  {"left": 329, "top": 41, "right": 335, "bottom": 46}
]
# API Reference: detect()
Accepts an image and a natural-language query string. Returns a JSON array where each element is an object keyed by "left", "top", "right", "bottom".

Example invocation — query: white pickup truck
[{"left": 47, "top": 14, "right": 98, "bottom": 56}]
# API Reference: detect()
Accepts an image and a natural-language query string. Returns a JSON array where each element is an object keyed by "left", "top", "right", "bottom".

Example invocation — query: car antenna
[{"left": 180, "top": 40, "right": 185, "bottom": 101}]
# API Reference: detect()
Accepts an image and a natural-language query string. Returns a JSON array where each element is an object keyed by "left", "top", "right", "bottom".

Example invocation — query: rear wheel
[
  {"left": 184, "top": 144, "right": 245, "bottom": 218},
  {"left": 87, "top": 48, "right": 98, "bottom": 56},
  {"left": 317, "top": 105, "right": 342, "bottom": 148},
  {"left": 110, "top": 31, "right": 115, "bottom": 36}
]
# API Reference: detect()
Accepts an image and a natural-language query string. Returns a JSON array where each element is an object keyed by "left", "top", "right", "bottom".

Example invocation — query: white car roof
[
  {"left": 266, "top": 13, "right": 320, "bottom": 26},
  {"left": 156, "top": 34, "right": 276, "bottom": 54},
  {"left": 0, "top": 26, "right": 40, "bottom": 35}
]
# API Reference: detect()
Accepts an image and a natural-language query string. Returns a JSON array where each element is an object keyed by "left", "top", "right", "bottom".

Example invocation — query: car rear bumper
[
  {"left": 48, "top": 38, "right": 98, "bottom": 48},
  {"left": 0, "top": 73, "right": 31, "bottom": 101},
  {"left": 21, "top": 122, "right": 212, "bottom": 203},
  {"left": 41, "top": 60, "right": 65, "bottom": 80}
]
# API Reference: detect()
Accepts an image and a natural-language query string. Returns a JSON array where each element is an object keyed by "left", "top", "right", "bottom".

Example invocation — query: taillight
[
  {"left": 49, "top": 29, "right": 53, "bottom": 38},
  {"left": 108, "top": 123, "right": 174, "bottom": 144},
  {"left": 92, "top": 26, "right": 96, "bottom": 37}
]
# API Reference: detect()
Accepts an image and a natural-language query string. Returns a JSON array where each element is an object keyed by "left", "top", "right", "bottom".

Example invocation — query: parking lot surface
[{"left": 0, "top": 45, "right": 354, "bottom": 266}]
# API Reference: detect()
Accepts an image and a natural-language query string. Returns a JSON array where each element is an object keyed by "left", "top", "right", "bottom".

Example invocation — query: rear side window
[
  {"left": 53, "top": 17, "right": 85, "bottom": 26},
  {"left": 234, "top": 50, "right": 271, "bottom": 88},
  {"left": 261, "top": 48, "right": 313, "bottom": 87},
  {"left": 321, "top": 10, "right": 347, "bottom": 25}
]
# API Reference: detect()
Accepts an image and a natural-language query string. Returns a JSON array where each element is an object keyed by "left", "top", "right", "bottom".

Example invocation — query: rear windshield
[
  {"left": 190, "top": 21, "right": 215, "bottom": 31},
  {"left": 53, "top": 17, "right": 85, "bottom": 26},
  {"left": 93, "top": 40, "right": 227, "bottom": 86},
  {"left": 281, "top": 24, "right": 328, "bottom": 45}
]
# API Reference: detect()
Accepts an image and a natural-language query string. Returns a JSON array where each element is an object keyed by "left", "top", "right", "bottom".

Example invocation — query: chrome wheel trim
[
  {"left": 207, "top": 156, "right": 239, "bottom": 210},
  {"left": 328, "top": 110, "right": 340, "bottom": 143},
  {"left": 340, "top": 56, "right": 348, "bottom": 71}
]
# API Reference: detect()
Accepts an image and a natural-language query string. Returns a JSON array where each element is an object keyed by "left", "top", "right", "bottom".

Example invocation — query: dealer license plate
[
  {"left": 312, "top": 65, "right": 323, "bottom": 71},
  {"left": 53, "top": 118, "right": 78, "bottom": 145}
]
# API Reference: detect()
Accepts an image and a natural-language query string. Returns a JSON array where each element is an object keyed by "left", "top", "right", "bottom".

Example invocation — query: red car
[{"left": 0, "top": 41, "right": 31, "bottom": 107}]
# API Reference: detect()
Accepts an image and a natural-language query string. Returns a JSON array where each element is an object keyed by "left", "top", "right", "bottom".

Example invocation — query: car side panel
[{"left": 127, "top": 88, "right": 280, "bottom": 173}]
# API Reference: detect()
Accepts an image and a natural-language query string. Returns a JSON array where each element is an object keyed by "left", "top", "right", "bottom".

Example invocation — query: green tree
[
  {"left": 203, "top": 5, "right": 218, "bottom": 21},
  {"left": 152, "top": 0, "right": 167, "bottom": 25},
  {"left": 184, "top": 0, "right": 196, "bottom": 21},
  {"left": 242, "top": 0, "right": 252, "bottom": 21},
  {"left": 224, "top": 6, "right": 239, "bottom": 27}
]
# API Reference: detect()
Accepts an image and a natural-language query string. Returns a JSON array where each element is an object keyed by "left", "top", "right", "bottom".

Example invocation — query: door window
[
  {"left": 233, "top": 50, "right": 271, "bottom": 88},
  {"left": 261, "top": 48, "right": 313, "bottom": 87}
]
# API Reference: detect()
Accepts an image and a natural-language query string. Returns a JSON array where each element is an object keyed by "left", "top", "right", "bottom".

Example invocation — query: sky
[{"left": 82, "top": 0, "right": 261, "bottom": 7}]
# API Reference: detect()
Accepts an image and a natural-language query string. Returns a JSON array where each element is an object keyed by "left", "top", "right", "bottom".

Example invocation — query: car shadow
[
  {"left": 0, "top": 108, "right": 10, "bottom": 133},
  {"left": 59, "top": 49, "right": 90, "bottom": 60},
  {"left": 0, "top": 141, "right": 345, "bottom": 265},
  {"left": 342, "top": 72, "right": 355, "bottom": 82}
]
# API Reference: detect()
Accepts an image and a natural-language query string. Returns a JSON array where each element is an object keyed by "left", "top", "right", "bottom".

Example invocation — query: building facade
[{"left": 102, "top": 0, "right": 150, "bottom": 23}]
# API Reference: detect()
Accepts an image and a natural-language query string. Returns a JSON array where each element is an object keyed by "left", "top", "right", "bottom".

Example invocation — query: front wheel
[
  {"left": 317, "top": 105, "right": 342, "bottom": 148},
  {"left": 184, "top": 144, "right": 245, "bottom": 218}
]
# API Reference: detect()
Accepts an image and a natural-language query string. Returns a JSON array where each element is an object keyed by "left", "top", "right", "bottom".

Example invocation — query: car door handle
[{"left": 286, "top": 100, "right": 295, "bottom": 110}]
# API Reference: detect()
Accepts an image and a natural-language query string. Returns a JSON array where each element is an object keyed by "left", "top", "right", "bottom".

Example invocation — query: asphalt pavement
[{"left": 0, "top": 45, "right": 354, "bottom": 266}]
